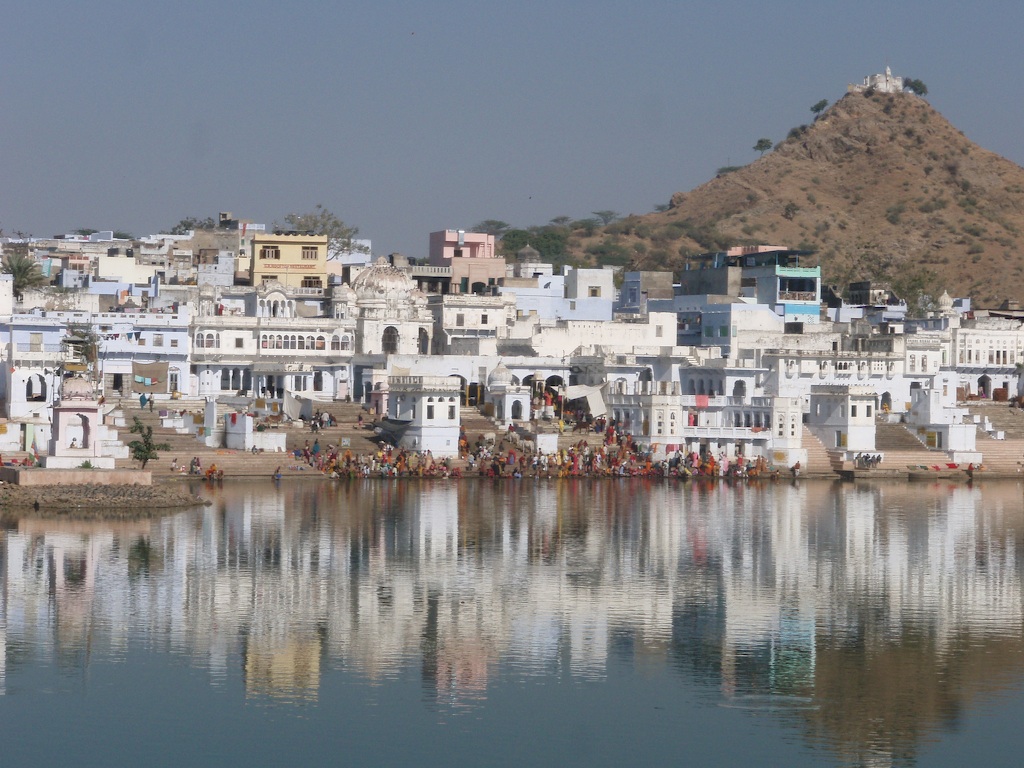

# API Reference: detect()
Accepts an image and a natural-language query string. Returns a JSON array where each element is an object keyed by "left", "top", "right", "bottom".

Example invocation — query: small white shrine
[
  {"left": 41, "top": 376, "right": 127, "bottom": 469},
  {"left": 484, "top": 363, "right": 531, "bottom": 426}
]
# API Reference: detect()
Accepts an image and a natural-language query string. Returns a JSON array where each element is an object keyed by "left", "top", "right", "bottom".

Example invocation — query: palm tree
[{"left": 2, "top": 253, "right": 48, "bottom": 297}]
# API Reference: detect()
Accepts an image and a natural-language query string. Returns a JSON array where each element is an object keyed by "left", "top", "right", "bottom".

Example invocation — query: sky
[{"left": 2, "top": 0, "right": 1023, "bottom": 256}]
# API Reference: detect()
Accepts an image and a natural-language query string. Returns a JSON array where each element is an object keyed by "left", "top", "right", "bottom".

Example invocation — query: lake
[{"left": 2, "top": 478, "right": 1024, "bottom": 767}]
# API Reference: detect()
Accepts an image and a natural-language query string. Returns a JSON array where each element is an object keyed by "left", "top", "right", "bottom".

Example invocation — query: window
[
  {"left": 427, "top": 405, "right": 435, "bottom": 420},
  {"left": 170, "top": 339, "right": 179, "bottom": 348},
  {"left": 448, "top": 405, "right": 456, "bottom": 420},
  {"left": 656, "top": 326, "right": 664, "bottom": 337},
  {"left": 456, "top": 313, "right": 465, "bottom": 327},
  {"left": 301, "top": 246, "right": 318, "bottom": 260},
  {"left": 851, "top": 405, "right": 858, "bottom": 417},
  {"left": 866, "top": 404, "right": 873, "bottom": 417},
  {"left": 138, "top": 336, "right": 147, "bottom": 346},
  {"left": 331, "top": 336, "right": 340, "bottom": 351},
  {"left": 301, "top": 276, "right": 322, "bottom": 289},
  {"left": 262, "top": 275, "right": 278, "bottom": 283},
  {"left": 589, "top": 286, "right": 602, "bottom": 298},
  {"left": 481, "top": 314, "right": 488, "bottom": 325},
  {"left": 154, "top": 334, "right": 164, "bottom": 347},
  {"left": 235, "top": 338, "right": 244, "bottom": 349},
  {"left": 259, "top": 246, "right": 281, "bottom": 260}
]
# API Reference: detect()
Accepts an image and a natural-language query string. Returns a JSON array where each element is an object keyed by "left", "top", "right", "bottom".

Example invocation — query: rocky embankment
[{"left": 0, "top": 482, "right": 209, "bottom": 519}]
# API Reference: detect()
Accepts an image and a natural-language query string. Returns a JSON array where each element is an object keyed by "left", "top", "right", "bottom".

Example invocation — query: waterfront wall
[{"left": 0, "top": 467, "right": 152, "bottom": 486}]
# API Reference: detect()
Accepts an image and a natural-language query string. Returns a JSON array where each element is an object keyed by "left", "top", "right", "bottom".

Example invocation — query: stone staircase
[
  {"left": 973, "top": 438, "right": 1024, "bottom": 476},
  {"left": 963, "top": 402, "right": 1024, "bottom": 441},
  {"left": 801, "top": 426, "right": 837, "bottom": 477}
]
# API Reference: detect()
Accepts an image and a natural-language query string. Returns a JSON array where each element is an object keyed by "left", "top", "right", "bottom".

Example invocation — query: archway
[
  {"left": 881, "top": 392, "right": 892, "bottom": 412},
  {"left": 978, "top": 374, "right": 992, "bottom": 398},
  {"left": 418, "top": 328, "right": 429, "bottom": 355},
  {"left": 382, "top": 326, "right": 399, "bottom": 354},
  {"left": 512, "top": 401, "right": 523, "bottom": 420},
  {"left": 26, "top": 374, "right": 47, "bottom": 402},
  {"left": 732, "top": 380, "right": 746, "bottom": 399}
]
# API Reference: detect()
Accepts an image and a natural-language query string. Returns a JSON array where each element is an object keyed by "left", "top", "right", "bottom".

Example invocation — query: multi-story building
[
  {"left": 428, "top": 230, "right": 505, "bottom": 294},
  {"left": 249, "top": 232, "right": 329, "bottom": 290}
]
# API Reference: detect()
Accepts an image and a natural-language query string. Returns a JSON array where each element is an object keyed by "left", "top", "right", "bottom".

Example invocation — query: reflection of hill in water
[{"left": 2, "top": 479, "right": 1024, "bottom": 759}]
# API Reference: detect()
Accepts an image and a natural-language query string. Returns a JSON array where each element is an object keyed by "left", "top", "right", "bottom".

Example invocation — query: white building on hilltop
[{"left": 849, "top": 66, "right": 904, "bottom": 94}]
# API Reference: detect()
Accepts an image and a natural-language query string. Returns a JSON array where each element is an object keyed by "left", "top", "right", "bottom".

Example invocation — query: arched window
[
  {"left": 315, "top": 335, "right": 326, "bottom": 350},
  {"left": 297, "top": 336, "right": 306, "bottom": 350},
  {"left": 341, "top": 335, "right": 351, "bottom": 351},
  {"left": 331, "top": 336, "right": 340, "bottom": 351},
  {"left": 195, "top": 333, "right": 205, "bottom": 348},
  {"left": 382, "top": 326, "right": 399, "bottom": 354}
]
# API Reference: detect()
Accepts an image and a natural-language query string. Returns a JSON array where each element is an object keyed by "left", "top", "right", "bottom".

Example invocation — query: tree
[
  {"left": 591, "top": 210, "right": 620, "bottom": 226},
  {"left": 654, "top": 203, "right": 670, "bottom": 213},
  {"left": 904, "top": 78, "right": 928, "bottom": 96},
  {"left": 276, "top": 204, "right": 367, "bottom": 260},
  {"left": 169, "top": 216, "right": 216, "bottom": 235},
  {"left": 471, "top": 220, "right": 511, "bottom": 236},
  {"left": 1, "top": 252, "right": 49, "bottom": 297},
  {"left": 811, "top": 99, "right": 829, "bottom": 117},
  {"left": 128, "top": 417, "right": 170, "bottom": 470},
  {"left": 753, "top": 138, "right": 773, "bottom": 156},
  {"left": 549, "top": 216, "right": 572, "bottom": 228}
]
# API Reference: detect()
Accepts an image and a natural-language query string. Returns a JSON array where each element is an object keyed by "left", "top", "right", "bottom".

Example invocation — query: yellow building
[{"left": 249, "top": 232, "right": 329, "bottom": 289}]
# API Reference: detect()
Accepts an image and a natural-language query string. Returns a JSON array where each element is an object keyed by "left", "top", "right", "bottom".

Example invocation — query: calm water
[{"left": 2, "top": 478, "right": 1024, "bottom": 767}]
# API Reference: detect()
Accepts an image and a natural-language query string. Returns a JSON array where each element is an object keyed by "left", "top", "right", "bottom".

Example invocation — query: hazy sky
[{"left": 3, "top": 1, "right": 1022, "bottom": 256}]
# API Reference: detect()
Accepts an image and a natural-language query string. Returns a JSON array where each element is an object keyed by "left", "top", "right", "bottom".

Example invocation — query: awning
[{"left": 563, "top": 383, "right": 607, "bottom": 417}]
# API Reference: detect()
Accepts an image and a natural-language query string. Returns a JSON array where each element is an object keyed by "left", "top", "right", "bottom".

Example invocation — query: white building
[{"left": 384, "top": 375, "right": 462, "bottom": 456}]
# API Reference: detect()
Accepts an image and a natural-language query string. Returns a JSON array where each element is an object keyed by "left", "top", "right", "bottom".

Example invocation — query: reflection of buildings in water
[
  {"left": 244, "top": 636, "right": 321, "bottom": 702},
  {"left": 1, "top": 481, "right": 1024, "bottom": 758}
]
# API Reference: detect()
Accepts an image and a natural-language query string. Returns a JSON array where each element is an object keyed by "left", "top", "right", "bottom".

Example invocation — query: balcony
[
  {"left": 778, "top": 291, "right": 817, "bottom": 301},
  {"left": 11, "top": 343, "right": 76, "bottom": 367}
]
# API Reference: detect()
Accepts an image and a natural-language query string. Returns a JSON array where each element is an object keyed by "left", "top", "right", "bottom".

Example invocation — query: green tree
[
  {"left": 169, "top": 216, "right": 216, "bottom": 235},
  {"left": 549, "top": 216, "right": 572, "bottom": 227},
  {"left": 2, "top": 253, "right": 49, "bottom": 297},
  {"left": 276, "top": 204, "right": 366, "bottom": 259},
  {"left": 904, "top": 78, "right": 928, "bottom": 96},
  {"left": 591, "top": 210, "right": 620, "bottom": 226},
  {"left": 471, "top": 220, "right": 511, "bottom": 236},
  {"left": 653, "top": 203, "right": 670, "bottom": 213},
  {"left": 811, "top": 99, "right": 829, "bottom": 117},
  {"left": 128, "top": 417, "right": 171, "bottom": 470},
  {"left": 113, "top": 231, "right": 133, "bottom": 240},
  {"left": 571, "top": 218, "right": 601, "bottom": 236},
  {"left": 753, "top": 137, "right": 773, "bottom": 156}
]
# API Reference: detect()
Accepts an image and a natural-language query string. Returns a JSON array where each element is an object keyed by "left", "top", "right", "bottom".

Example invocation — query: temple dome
[
  {"left": 487, "top": 363, "right": 514, "bottom": 389},
  {"left": 351, "top": 257, "right": 415, "bottom": 302},
  {"left": 938, "top": 289, "right": 954, "bottom": 311},
  {"left": 61, "top": 375, "right": 95, "bottom": 401},
  {"left": 517, "top": 244, "right": 541, "bottom": 262}
]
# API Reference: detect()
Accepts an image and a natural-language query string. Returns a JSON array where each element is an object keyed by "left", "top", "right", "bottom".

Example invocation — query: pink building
[{"left": 428, "top": 230, "right": 505, "bottom": 294}]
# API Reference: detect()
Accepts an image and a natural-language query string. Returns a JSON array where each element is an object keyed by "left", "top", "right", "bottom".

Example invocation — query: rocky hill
[{"left": 565, "top": 90, "right": 1024, "bottom": 307}]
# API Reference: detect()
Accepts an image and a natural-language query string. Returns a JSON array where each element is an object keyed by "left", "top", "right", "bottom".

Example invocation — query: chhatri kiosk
[{"left": 41, "top": 376, "right": 126, "bottom": 469}]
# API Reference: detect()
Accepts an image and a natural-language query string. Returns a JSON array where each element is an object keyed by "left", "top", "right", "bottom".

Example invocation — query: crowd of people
[{"left": 278, "top": 420, "right": 787, "bottom": 482}]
